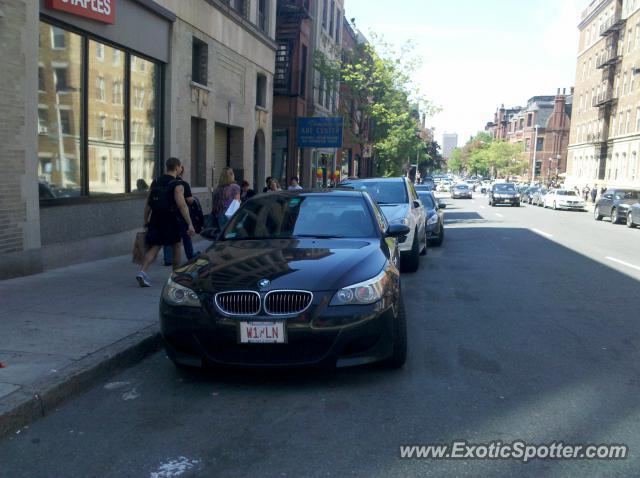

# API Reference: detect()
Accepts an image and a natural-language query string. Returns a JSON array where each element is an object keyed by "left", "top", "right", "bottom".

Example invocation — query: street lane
[{"left": 2, "top": 195, "right": 640, "bottom": 477}]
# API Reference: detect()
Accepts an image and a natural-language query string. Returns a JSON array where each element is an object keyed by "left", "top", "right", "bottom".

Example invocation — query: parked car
[
  {"left": 417, "top": 191, "right": 445, "bottom": 246},
  {"left": 415, "top": 184, "right": 434, "bottom": 193},
  {"left": 451, "top": 183, "right": 472, "bottom": 199},
  {"left": 161, "top": 190, "right": 409, "bottom": 370},
  {"left": 543, "top": 189, "right": 586, "bottom": 210},
  {"left": 626, "top": 202, "right": 640, "bottom": 228},
  {"left": 488, "top": 183, "right": 520, "bottom": 207},
  {"left": 594, "top": 188, "right": 640, "bottom": 224},
  {"left": 522, "top": 186, "right": 540, "bottom": 204},
  {"left": 531, "top": 187, "right": 548, "bottom": 207},
  {"left": 338, "top": 177, "right": 427, "bottom": 272}
]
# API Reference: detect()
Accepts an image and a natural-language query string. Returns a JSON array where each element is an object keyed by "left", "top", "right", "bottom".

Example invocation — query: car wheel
[
  {"left": 385, "top": 294, "right": 407, "bottom": 369},
  {"left": 420, "top": 227, "right": 428, "bottom": 256},
  {"left": 594, "top": 207, "right": 603, "bottom": 221},
  {"left": 627, "top": 212, "right": 636, "bottom": 228},
  {"left": 401, "top": 229, "right": 420, "bottom": 273},
  {"left": 611, "top": 208, "right": 621, "bottom": 224}
]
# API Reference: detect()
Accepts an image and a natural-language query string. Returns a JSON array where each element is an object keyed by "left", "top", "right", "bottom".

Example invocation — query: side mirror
[
  {"left": 412, "top": 200, "right": 421, "bottom": 209},
  {"left": 386, "top": 224, "right": 411, "bottom": 238},
  {"left": 200, "top": 227, "right": 219, "bottom": 241},
  {"left": 438, "top": 201, "right": 447, "bottom": 209}
]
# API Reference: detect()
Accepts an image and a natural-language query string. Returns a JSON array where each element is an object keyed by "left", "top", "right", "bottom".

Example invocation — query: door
[
  {"left": 214, "top": 125, "right": 228, "bottom": 186},
  {"left": 600, "top": 192, "right": 613, "bottom": 216}
]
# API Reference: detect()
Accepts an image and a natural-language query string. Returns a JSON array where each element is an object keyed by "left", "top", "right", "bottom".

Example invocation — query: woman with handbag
[{"left": 211, "top": 167, "right": 241, "bottom": 231}]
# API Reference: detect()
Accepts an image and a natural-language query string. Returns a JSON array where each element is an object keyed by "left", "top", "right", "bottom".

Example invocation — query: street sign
[{"left": 296, "top": 117, "right": 343, "bottom": 148}]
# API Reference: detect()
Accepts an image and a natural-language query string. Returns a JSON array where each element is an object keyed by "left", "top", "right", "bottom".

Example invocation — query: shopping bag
[
  {"left": 224, "top": 199, "right": 241, "bottom": 218},
  {"left": 132, "top": 231, "right": 148, "bottom": 265}
]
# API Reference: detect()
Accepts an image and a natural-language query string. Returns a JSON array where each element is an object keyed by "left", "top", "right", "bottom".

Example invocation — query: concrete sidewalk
[{"left": 0, "top": 248, "right": 191, "bottom": 437}]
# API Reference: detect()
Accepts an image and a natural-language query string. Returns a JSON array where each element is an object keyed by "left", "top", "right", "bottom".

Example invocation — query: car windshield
[
  {"left": 415, "top": 185, "right": 431, "bottom": 191},
  {"left": 456, "top": 185, "right": 469, "bottom": 189},
  {"left": 494, "top": 184, "right": 516, "bottom": 192},
  {"left": 222, "top": 195, "right": 376, "bottom": 240},
  {"left": 340, "top": 181, "right": 408, "bottom": 205},
  {"left": 417, "top": 193, "right": 435, "bottom": 209},
  {"left": 557, "top": 191, "right": 577, "bottom": 196},
  {"left": 616, "top": 190, "right": 640, "bottom": 200}
]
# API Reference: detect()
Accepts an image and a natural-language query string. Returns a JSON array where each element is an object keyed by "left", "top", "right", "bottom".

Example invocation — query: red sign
[{"left": 46, "top": 0, "right": 115, "bottom": 24}]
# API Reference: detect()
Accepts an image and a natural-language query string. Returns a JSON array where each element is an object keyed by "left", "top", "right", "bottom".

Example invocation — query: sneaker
[{"left": 136, "top": 271, "right": 151, "bottom": 287}]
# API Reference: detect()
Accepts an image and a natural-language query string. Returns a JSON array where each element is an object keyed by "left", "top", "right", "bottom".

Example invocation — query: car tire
[
  {"left": 594, "top": 207, "right": 603, "bottom": 221},
  {"left": 420, "top": 227, "right": 428, "bottom": 256},
  {"left": 611, "top": 208, "right": 621, "bottom": 224},
  {"left": 386, "top": 294, "right": 407, "bottom": 369},
  {"left": 431, "top": 226, "right": 444, "bottom": 247},
  {"left": 401, "top": 229, "right": 420, "bottom": 273},
  {"left": 627, "top": 212, "right": 636, "bottom": 228}
]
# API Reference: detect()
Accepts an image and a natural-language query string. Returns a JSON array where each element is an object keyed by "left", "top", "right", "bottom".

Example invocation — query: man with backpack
[{"left": 136, "top": 157, "right": 195, "bottom": 287}]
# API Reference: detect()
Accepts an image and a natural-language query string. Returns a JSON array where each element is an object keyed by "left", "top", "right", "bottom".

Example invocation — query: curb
[{"left": 0, "top": 324, "right": 162, "bottom": 440}]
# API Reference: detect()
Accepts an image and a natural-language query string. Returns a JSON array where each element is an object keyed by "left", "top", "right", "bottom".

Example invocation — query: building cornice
[{"left": 579, "top": 0, "right": 611, "bottom": 30}]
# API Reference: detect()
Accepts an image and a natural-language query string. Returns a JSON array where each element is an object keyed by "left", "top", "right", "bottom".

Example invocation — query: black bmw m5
[{"left": 160, "top": 190, "right": 410, "bottom": 369}]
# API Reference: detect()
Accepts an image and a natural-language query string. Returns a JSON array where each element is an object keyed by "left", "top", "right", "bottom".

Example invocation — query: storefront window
[
  {"left": 37, "top": 22, "right": 83, "bottom": 198},
  {"left": 37, "top": 21, "right": 161, "bottom": 201},
  {"left": 130, "top": 55, "right": 157, "bottom": 193},
  {"left": 88, "top": 40, "right": 125, "bottom": 195}
]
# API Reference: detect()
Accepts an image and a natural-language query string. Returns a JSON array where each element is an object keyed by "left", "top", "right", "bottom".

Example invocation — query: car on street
[
  {"left": 451, "top": 183, "right": 472, "bottom": 199},
  {"left": 161, "top": 190, "right": 409, "bottom": 370},
  {"left": 415, "top": 184, "right": 434, "bottom": 193},
  {"left": 531, "top": 187, "right": 548, "bottom": 207},
  {"left": 594, "top": 188, "right": 640, "bottom": 224},
  {"left": 543, "top": 189, "right": 586, "bottom": 211},
  {"left": 627, "top": 202, "right": 640, "bottom": 228},
  {"left": 488, "top": 182, "right": 520, "bottom": 207},
  {"left": 338, "top": 177, "right": 427, "bottom": 272},
  {"left": 522, "top": 186, "right": 540, "bottom": 204},
  {"left": 417, "top": 191, "right": 445, "bottom": 246}
]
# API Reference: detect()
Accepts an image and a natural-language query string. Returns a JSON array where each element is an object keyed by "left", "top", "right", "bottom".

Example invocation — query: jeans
[{"left": 163, "top": 223, "right": 195, "bottom": 265}]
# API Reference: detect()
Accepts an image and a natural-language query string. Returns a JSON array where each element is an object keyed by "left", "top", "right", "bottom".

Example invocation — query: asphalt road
[{"left": 2, "top": 193, "right": 640, "bottom": 478}]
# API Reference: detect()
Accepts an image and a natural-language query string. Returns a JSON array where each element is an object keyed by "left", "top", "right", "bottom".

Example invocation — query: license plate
[{"left": 239, "top": 322, "right": 286, "bottom": 344}]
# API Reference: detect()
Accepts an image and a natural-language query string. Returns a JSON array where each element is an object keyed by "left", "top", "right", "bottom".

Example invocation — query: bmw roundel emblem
[{"left": 258, "top": 279, "right": 271, "bottom": 289}]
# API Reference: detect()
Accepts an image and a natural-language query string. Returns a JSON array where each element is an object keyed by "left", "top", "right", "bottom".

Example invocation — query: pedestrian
[
  {"left": 136, "top": 157, "right": 196, "bottom": 287},
  {"left": 583, "top": 185, "right": 590, "bottom": 202},
  {"left": 287, "top": 176, "right": 303, "bottom": 190},
  {"left": 163, "top": 163, "right": 197, "bottom": 266},
  {"left": 211, "top": 166, "right": 241, "bottom": 230},
  {"left": 268, "top": 178, "right": 281, "bottom": 191},
  {"left": 240, "top": 180, "right": 256, "bottom": 202},
  {"left": 590, "top": 186, "right": 597, "bottom": 203},
  {"left": 262, "top": 176, "right": 273, "bottom": 193}
]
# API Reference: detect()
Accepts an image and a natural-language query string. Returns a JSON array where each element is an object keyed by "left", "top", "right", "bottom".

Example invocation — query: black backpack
[{"left": 148, "top": 178, "right": 177, "bottom": 214}]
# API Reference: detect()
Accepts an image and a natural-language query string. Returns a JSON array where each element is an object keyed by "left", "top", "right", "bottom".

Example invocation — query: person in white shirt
[{"left": 288, "top": 176, "right": 303, "bottom": 190}]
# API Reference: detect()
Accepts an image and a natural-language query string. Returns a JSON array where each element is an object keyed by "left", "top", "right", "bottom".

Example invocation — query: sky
[{"left": 343, "top": 0, "right": 589, "bottom": 147}]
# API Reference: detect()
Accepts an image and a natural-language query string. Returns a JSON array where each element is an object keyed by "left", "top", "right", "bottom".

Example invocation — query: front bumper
[
  {"left": 426, "top": 221, "right": 441, "bottom": 240},
  {"left": 492, "top": 196, "right": 519, "bottom": 204},
  {"left": 160, "top": 292, "right": 399, "bottom": 368},
  {"left": 556, "top": 203, "right": 586, "bottom": 210},
  {"left": 397, "top": 225, "right": 416, "bottom": 253}
]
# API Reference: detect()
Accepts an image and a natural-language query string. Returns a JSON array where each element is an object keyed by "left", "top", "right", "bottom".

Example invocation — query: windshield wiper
[{"left": 294, "top": 234, "right": 347, "bottom": 239}]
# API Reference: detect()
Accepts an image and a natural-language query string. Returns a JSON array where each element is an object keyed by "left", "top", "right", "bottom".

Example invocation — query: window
[
  {"left": 38, "top": 67, "right": 46, "bottom": 92},
  {"left": 525, "top": 138, "right": 531, "bottom": 151},
  {"left": 258, "top": 0, "right": 268, "bottom": 32},
  {"left": 192, "top": 37, "right": 208, "bottom": 85},
  {"left": 618, "top": 112, "right": 624, "bottom": 135},
  {"left": 60, "top": 110, "right": 72, "bottom": 135},
  {"left": 96, "top": 76, "right": 105, "bottom": 101},
  {"left": 626, "top": 109, "right": 631, "bottom": 134},
  {"left": 191, "top": 117, "right": 207, "bottom": 187},
  {"left": 274, "top": 43, "right": 290, "bottom": 91},
  {"left": 623, "top": 72, "right": 628, "bottom": 95},
  {"left": 519, "top": 118, "right": 524, "bottom": 130},
  {"left": 318, "top": 74, "right": 325, "bottom": 106},
  {"left": 322, "top": 0, "right": 328, "bottom": 30},
  {"left": 133, "top": 86, "right": 145, "bottom": 109},
  {"left": 256, "top": 74, "right": 267, "bottom": 108},
  {"left": 96, "top": 43, "right": 104, "bottom": 61},
  {"left": 329, "top": 0, "right": 335, "bottom": 37},
  {"left": 54, "top": 68, "right": 68, "bottom": 92},
  {"left": 112, "top": 81, "right": 123, "bottom": 105},
  {"left": 112, "top": 49, "right": 121, "bottom": 66},
  {"left": 38, "top": 108, "right": 49, "bottom": 134},
  {"left": 51, "top": 27, "right": 65, "bottom": 49},
  {"left": 113, "top": 118, "right": 124, "bottom": 141},
  {"left": 336, "top": 9, "right": 342, "bottom": 43},
  {"left": 300, "top": 45, "right": 308, "bottom": 97},
  {"left": 536, "top": 137, "right": 544, "bottom": 151},
  {"left": 636, "top": 107, "right": 640, "bottom": 131},
  {"left": 527, "top": 113, "right": 532, "bottom": 127}
]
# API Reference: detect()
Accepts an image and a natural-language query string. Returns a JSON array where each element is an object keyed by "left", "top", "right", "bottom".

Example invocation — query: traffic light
[{"left": 534, "top": 161, "right": 542, "bottom": 177}]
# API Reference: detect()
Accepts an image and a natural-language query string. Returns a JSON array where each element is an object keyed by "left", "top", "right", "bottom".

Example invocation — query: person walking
[
  {"left": 211, "top": 167, "right": 241, "bottom": 230},
  {"left": 262, "top": 177, "right": 273, "bottom": 193},
  {"left": 136, "top": 157, "right": 195, "bottom": 287},
  {"left": 590, "top": 186, "right": 597, "bottom": 203},
  {"left": 240, "top": 180, "right": 256, "bottom": 202},
  {"left": 163, "top": 163, "right": 196, "bottom": 265},
  {"left": 287, "top": 176, "right": 303, "bottom": 190},
  {"left": 583, "top": 185, "right": 590, "bottom": 202}
]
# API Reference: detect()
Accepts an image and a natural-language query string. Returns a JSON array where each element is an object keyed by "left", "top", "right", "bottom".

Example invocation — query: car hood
[
  {"left": 174, "top": 238, "right": 387, "bottom": 293},
  {"left": 379, "top": 203, "right": 410, "bottom": 223}
]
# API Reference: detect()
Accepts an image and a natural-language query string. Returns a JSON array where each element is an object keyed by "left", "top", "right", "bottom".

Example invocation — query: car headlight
[
  {"left": 390, "top": 217, "right": 410, "bottom": 226},
  {"left": 162, "top": 277, "right": 202, "bottom": 307},
  {"left": 427, "top": 213, "right": 439, "bottom": 225},
  {"left": 330, "top": 270, "right": 390, "bottom": 306}
]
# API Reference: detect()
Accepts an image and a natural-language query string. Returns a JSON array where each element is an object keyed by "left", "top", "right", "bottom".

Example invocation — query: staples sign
[{"left": 46, "top": 0, "right": 116, "bottom": 24}]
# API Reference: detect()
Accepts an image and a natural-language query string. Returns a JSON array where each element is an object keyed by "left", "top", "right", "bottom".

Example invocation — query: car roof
[
  {"left": 252, "top": 189, "right": 368, "bottom": 198},
  {"left": 339, "top": 177, "right": 405, "bottom": 183}
]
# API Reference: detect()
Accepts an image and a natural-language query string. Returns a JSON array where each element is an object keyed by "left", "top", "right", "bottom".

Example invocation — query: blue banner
[{"left": 296, "top": 117, "right": 344, "bottom": 148}]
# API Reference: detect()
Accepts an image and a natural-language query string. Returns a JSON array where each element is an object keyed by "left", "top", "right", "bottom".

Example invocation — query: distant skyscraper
[{"left": 442, "top": 133, "right": 458, "bottom": 159}]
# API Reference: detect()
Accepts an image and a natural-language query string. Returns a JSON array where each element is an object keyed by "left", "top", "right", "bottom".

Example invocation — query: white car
[
  {"left": 543, "top": 189, "right": 586, "bottom": 211},
  {"left": 338, "top": 177, "right": 427, "bottom": 272}
]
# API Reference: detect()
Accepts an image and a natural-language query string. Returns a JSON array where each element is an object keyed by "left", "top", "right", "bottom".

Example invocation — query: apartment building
[
  {"left": 0, "top": 0, "right": 276, "bottom": 279},
  {"left": 442, "top": 133, "right": 459, "bottom": 160},
  {"left": 567, "top": 0, "right": 640, "bottom": 189}
]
